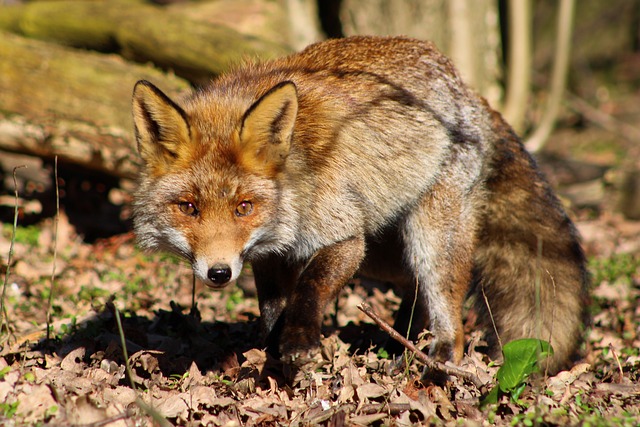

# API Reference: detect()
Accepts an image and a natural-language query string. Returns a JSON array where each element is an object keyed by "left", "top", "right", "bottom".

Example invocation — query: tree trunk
[{"left": 339, "top": 0, "right": 502, "bottom": 104}]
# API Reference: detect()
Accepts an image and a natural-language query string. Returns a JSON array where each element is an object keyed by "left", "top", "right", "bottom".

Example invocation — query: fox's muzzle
[
  {"left": 193, "top": 255, "right": 243, "bottom": 289},
  {"left": 208, "top": 263, "right": 232, "bottom": 285}
]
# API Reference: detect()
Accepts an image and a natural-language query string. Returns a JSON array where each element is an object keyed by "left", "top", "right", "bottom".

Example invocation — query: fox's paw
[
  {"left": 429, "top": 339, "right": 456, "bottom": 363},
  {"left": 279, "top": 326, "right": 321, "bottom": 365},
  {"left": 429, "top": 332, "right": 464, "bottom": 363}
]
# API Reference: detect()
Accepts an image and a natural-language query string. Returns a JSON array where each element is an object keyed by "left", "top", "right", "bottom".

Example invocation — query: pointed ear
[
  {"left": 132, "top": 80, "right": 191, "bottom": 169},
  {"left": 238, "top": 81, "right": 298, "bottom": 174}
]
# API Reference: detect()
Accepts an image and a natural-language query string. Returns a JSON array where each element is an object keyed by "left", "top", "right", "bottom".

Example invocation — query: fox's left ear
[
  {"left": 239, "top": 81, "right": 298, "bottom": 174},
  {"left": 132, "top": 80, "right": 191, "bottom": 170}
]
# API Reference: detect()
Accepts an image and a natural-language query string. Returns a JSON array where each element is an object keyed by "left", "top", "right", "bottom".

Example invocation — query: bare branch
[{"left": 358, "top": 303, "right": 484, "bottom": 389}]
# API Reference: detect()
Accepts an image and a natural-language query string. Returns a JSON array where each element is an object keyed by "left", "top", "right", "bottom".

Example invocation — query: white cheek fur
[
  {"left": 192, "top": 257, "right": 210, "bottom": 283},
  {"left": 163, "top": 227, "right": 192, "bottom": 256}
]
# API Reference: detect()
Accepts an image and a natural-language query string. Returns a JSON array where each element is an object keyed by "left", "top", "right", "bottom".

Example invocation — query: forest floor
[
  {"left": 1, "top": 154, "right": 640, "bottom": 427},
  {"left": 2, "top": 80, "right": 640, "bottom": 425}
]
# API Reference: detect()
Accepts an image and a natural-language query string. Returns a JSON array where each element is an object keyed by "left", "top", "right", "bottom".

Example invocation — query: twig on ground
[
  {"left": 306, "top": 403, "right": 413, "bottom": 425},
  {"left": 543, "top": 268, "right": 557, "bottom": 379},
  {"left": 136, "top": 398, "right": 172, "bottom": 427},
  {"left": 360, "top": 403, "right": 412, "bottom": 415},
  {"left": 480, "top": 285, "right": 503, "bottom": 354},
  {"left": 47, "top": 409, "right": 135, "bottom": 427},
  {"left": 114, "top": 305, "right": 137, "bottom": 391},
  {"left": 402, "top": 278, "right": 420, "bottom": 371},
  {"left": 113, "top": 304, "right": 171, "bottom": 426},
  {"left": 305, "top": 405, "right": 353, "bottom": 425},
  {"left": 358, "top": 303, "right": 484, "bottom": 390},
  {"left": 191, "top": 271, "right": 196, "bottom": 309}
]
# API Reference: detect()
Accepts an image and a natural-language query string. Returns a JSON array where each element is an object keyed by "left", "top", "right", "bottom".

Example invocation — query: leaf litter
[{"left": 1, "top": 208, "right": 640, "bottom": 426}]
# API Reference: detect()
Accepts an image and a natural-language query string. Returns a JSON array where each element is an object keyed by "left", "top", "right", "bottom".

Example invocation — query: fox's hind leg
[{"left": 400, "top": 184, "right": 479, "bottom": 363}]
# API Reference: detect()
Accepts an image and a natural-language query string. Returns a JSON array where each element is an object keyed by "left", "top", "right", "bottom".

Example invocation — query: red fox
[{"left": 132, "top": 36, "right": 589, "bottom": 373}]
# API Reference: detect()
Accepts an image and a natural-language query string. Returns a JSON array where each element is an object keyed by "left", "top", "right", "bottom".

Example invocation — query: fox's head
[{"left": 131, "top": 80, "right": 298, "bottom": 288}]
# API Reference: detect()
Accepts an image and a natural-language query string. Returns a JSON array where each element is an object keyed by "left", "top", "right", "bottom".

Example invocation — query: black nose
[{"left": 208, "top": 264, "right": 232, "bottom": 284}]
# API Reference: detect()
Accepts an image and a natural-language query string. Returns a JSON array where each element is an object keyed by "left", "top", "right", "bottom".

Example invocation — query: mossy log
[
  {"left": 0, "top": 31, "right": 190, "bottom": 179},
  {"left": 0, "top": 1, "right": 291, "bottom": 178},
  {"left": 0, "top": 0, "right": 291, "bottom": 84}
]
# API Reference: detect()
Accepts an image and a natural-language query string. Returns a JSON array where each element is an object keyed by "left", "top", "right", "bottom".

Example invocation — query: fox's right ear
[{"left": 132, "top": 80, "right": 191, "bottom": 169}]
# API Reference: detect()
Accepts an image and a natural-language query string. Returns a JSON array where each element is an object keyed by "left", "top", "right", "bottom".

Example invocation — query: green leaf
[
  {"left": 481, "top": 339, "right": 554, "bottom": 408},
  {"left": 376, "top": 348, "right": 389, "bottom": 359},
  {"left": 0, "top": 366, "right": 11, "bottom": 380},
  {"left": 481, "top": 384, "right": 501, "bottom": 407},
  {"left": 497, "top": 339, "right": 554, "bottom": 392}
]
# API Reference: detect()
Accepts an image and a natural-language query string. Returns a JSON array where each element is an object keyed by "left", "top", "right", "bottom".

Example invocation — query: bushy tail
[{"left": 472, "top": 112, "right": 589, "bottom": 373}]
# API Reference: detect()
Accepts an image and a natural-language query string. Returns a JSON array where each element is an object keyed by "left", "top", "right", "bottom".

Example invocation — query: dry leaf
[
  {"left": 152, "top": 393, "right": 189, "bottom": 418},
  {"left": 355, "top": 382, "right": 388, "bottom": 401},
  {"left": 60, "top": 347, "right": 86, "bottom": 374}
]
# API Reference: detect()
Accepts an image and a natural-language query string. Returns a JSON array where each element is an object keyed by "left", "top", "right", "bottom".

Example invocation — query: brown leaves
[{"left": 1, "top": 215, "right": 640, "bottom": 425}]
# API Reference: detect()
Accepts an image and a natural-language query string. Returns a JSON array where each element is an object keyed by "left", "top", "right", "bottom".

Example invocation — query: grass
[
  {"left": 1, "top": 166, "right": 27, "bottom": 339},
  {"left": 1, "top": 224, "right": 40, "bottom": 247},
  {"left": 45, "top": 157, "right": 60, "bottom": 341},
  {"left": 589, "top": 253, "right": 640, "bottom": 285}
]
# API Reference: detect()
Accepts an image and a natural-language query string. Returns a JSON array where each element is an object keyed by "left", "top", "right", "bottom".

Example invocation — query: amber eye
[
  {"left": 235, "top": 200, "right": 253, "bottom": 217},
  {"left": 178, "top": 201, "right": 199, "bottom": 217}
]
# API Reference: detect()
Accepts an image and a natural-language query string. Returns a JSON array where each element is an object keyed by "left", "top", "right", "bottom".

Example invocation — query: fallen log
[
  {"left": 0, "top": 0, "right": 291, "bottom": 84},
  {"left": 0, "top": 31, "right": 190, "bottom": 178}
]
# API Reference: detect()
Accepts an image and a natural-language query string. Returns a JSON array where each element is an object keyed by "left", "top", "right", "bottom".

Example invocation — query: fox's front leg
[
  {"left": 278, "top": 236, "right": 365, "bottom": 360},
  {"left": 252, "top": 237, "right": 365, "bottom": 359},
  {"left": 252, "top": 256, "right": 303, "bottom": 352}
]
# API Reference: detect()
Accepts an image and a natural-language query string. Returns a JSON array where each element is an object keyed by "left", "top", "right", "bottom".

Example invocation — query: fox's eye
[
  {"left": 178, "top": 201, "right": 199, "bottom": 216},
  {"left": 235, "top": 200, "right": 253, "bottom": 217}
]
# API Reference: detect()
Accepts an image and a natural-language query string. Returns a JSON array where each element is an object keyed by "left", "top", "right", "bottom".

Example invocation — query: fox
[{"left": 131, "top": 36, "right": 589, "bottom": 374}]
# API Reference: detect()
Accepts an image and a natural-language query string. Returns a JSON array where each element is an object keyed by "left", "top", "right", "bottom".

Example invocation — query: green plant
[
  {"left": 1, "top": 224, "right": 40, "bottom": 247},
  {"left": 0, "top": 401, "right": 19, "bottom": 418},
  {"left": 0, "top": 366, "right": 11, "bottom": 380},
  {"left": 376, "top": 348, "right": 389, "bottom": 359},
  {"left": 57, "top": 316, "right": 78, "bottom": 338},
  {"left": 510, "top": 408, "right": 544, "bottom": 426},
  {"left": 44, "top": 405, "right": 58, "bottom": 419},
  {"left": 225, "top": 289, "right": 244, "bottom": 312},
  {"left": 482, "top": 338, "right": 554, "bottom": 406},
  {"left": 123, "top": 276, "right": 149, "bottom": 295},
  {"left": 589, "top": 254, "right": 640, "bottom": 285},
  {"left": 77, "top": 285, "right": 110, "bottom": 302}
]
